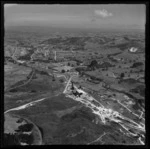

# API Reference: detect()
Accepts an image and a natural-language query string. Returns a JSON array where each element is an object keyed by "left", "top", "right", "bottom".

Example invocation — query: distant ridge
[{"left": 5, "top": 25, "right": 145, "bottom": 34}]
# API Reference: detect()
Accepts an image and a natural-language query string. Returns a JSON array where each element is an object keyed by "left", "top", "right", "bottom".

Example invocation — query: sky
[{"left": 4, "top": 4, "right": 146, "bottom": 30}]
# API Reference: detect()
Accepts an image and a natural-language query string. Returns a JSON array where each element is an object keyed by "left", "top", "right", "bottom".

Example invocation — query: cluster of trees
[
  {"left": 18, "top": 54, "right": 31, "bottom": 61},
  {"left": 17, "top": 133, "right": 34, "bottom": 145},
  {"left": 67, "top": 62, "right": 74, "bottom": 67},
  {"left": 52, "top": 75, "right": 55, "bottom": 81},
  {"left": 16, "top": 123, "right": 33, "bottom": 132},
  {"left": 88, "top": 60, "right": 98, "bottom": 70},
  {"left": 61, "top": 69, "right": 65, "bottom": 73},
  {"left": 130, "top": 85, "right": 145, "bottom": 97},
  {"left": 120, "top": 73, "right": 125, "bottom": 78},
  {"left": 131, "top": 62, "right": 143, "bottom": 68},
  {"left": 59, "top": 78, "right": 64, "bottom": 83},
  {"left": 4, "top": 133, "right": 20, "bottom": 145},
  {"left": 88, "top": 60, "right": 115, "bottom": 71}
]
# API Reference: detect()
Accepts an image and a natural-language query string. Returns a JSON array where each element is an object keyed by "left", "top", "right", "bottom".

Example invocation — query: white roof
[{"left": 129, "top": 47, "right": 138, "bottom": 52}]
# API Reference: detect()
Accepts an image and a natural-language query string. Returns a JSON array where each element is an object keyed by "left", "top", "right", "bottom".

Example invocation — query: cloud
[{"left": 94, "top": 9, "right": 113, "bottom": 18}]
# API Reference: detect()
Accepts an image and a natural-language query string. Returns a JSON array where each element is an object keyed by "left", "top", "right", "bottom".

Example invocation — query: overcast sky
[{"left": 4, "top": 4, "right": 146, "bottom": 30}]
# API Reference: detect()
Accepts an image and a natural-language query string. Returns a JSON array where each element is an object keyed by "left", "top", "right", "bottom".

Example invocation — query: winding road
[
  {"left": 4, "top": 97, "right": 46, "bottom": 114},
  {"left": 4, "top": 71, "right": 145, "bottom": 145}
]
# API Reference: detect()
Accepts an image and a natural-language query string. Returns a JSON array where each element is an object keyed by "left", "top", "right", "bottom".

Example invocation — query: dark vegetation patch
[
  {"left": 41, "top": 37, "right": 90, "bottom": 47},
  {"left": 16, "top": 118, "right": 24, "bottom": 123},
  {"left": 108, "top": 57, "right": 118, "bottom": 63},
  {"left": 75, "top": 67, "right": 87, "bottom": 73},
  {"left": 130, "top": 85, "right": 145, "bottom": 97},
  {"left": 123, "top": 36, "right": 130, "bottom": 41},
  {"left": 35, "top": 69, "right": 49, "bottom": 76},
  {"left": 41, "top": 37, "right": 63, "bottom": 45},
  {"left": 109, "top": 42, "right": 129, "bottom": 51},
  {"left": 98, "top": 62, "right": 114, "bottom": 68},
  {"left": 17, "top": 133, "right": 34, "bottom": 144},
  {"left": 13, "top": 76, "right": 62, "bottom": 93},
  {"left": 9, "top": 89, "right": 18, "bottom": 93},
  {"left": 4, "top": 133, "right": 20, "bottom": 146},
  {"left": 82, "top": 72, "right": 103, "bottom": 82},
  {"left": 107, "top": 52, "right": 122, "bottom": 57},
  {"left": 130, "top": 62, "right": 143, "bottom": 68},
  {"left": 4, "top": 131, "right": 34, "bottom": 145},
  {"left": 132, "top": 97, "right": 144, "bottom": 111},
  {"left": 6, "top": 58, "right": 16, "bottom": 63},
  {"left": 88, "top": 60, "right": 98, "bottom": 70},
  {"left": 119, "top": 78, "right": 138, "bottom": 84},
  {"left": 89, "top": 76, "right": 100, "bottom": 82},
  {"left": 87, "top": 60, "right": 114, "bottom": 71},
  {"left": 33, "top": 59, "right": 50, "bottom": 63},
  {"left": 73, "top": 47, "right": 86, "bottom": 51},
  {"left": 15, "top": 123, "right": 34, "bottom": 132},
  {"left": 18, "top": 54, "right": 31, "bottom": 61},
  {"left": 30, "top": 90, "right": 37, "bottom": 93},
  {"left": 5, "top": 56, "right": 14, "bottom": 62}
]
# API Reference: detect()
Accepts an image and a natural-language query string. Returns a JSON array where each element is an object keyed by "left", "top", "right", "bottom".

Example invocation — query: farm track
[
  {"left": 4, "top": 61, "right": 145, "bottom": 145},
  {"left": 5, "top": 70, "right": 35, "bottom": 93}
]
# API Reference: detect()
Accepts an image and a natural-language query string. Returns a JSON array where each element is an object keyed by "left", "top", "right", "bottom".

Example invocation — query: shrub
[
  {"left": 61, "top": 69, "right": 65, "bottom": 73},
  {"left": 131, "top": 62, "right": 143, "bottom": 68},
  {"left": 120, "top": 73, "right": 125, "bottom": 78},
  {"left": 59, "top": 79, "right": 64, "bottom": 83}
]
